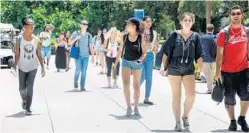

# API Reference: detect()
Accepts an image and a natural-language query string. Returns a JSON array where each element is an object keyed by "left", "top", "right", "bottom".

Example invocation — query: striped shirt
[{"left": 71, "top": 31, "right": 93, "bottom": 57}]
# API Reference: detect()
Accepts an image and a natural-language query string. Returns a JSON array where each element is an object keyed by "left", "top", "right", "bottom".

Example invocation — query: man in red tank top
[{"left": 216, "top": 5, "right": 249, "bottom": 132}]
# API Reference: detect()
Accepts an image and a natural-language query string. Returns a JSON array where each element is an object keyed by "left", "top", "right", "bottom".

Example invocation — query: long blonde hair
[{"left": 106, "top": 27, "right": 121, "bottom": 43}]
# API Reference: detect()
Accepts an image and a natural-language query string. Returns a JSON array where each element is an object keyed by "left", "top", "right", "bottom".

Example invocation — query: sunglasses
[
  {"left": 231, "top": 12, "right": 242, "bottom": 16},
  {"left": 82, "top": 23, "right": 88, "bottom": 25}
]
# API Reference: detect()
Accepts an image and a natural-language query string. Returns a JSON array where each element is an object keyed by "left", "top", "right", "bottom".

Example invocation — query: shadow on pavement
[
  {"left": 6, "top": 111, "right": 41, "bottom": 118},
  {"left": 151, "top": 129, "right": 192, "bottom": 133},
  {"left": 101, "top": 87, "right": 121, "bottom": 89},
  {"left": 131, "top": 103, "right": 153, "bottom": 107},
  {"left": 109, "top": 114, "right": 142, "bottom": 120},
  {"left": 65, "top": 89, "right": 80, "bottom": 93},
  {"left": 211, "top": 129, "right": 237, "bottom": 132}
]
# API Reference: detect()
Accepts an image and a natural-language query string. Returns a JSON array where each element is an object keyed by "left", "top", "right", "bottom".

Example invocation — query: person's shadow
[
  {"left": 151, "top": 129, "right": 192, "bottom": 133},
  {"left": 6, "top": 111, "right": 41, "bottom": 118},
  {"left": 109, "top": 114, "right": 142, "bottom": 120},
  {"left": 211, "top": 129, "right": 238, "bottom": 132}
]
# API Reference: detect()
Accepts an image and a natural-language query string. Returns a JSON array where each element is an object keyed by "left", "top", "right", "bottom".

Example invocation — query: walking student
[
  {"left": 39, "top": 24, "right": 54, "bottom": 69},
  {"left": 103, "top": 27, "right": 120, "bottom": 88},
  {"left": 14, "top": 17, "right": 45, "bottom": 115},
  {"left": 140, "top": 16, "right": 158, "bottom": 105},
  {"left": 160, "top": 12, "right": 204, "bottom": 131},
  {"left": 55, "top": 31, "right": 67, "bottom": 72},
  {"left": 201, "top": 24, "right": 216, "bottom": 94},
  {"left": 115, "top": 18, "right": 147, "bottom": 117},
  {"left": 93, "top": 29, "right": 104, "bottom": 66},
  {"left": 216, "top": 5, "right": 249, "bottom": 132},
  {"left": 69, "top": 20, "right": 95, "bottom": 92}
]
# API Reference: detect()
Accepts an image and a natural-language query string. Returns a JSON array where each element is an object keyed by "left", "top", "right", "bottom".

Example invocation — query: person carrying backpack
[
  {"left": 201, "top": 24, "right": 216, "bottom": 94},
  {"left": 160, "top": 12, "right": 204, "bottom": 131},
  {"left": 14, "top": 17, "right": 45, "bottom": 115},
  {"left": 69, "top": 20, "right": 95, "bottom": 92},
  {"left": 215, "top": 5, "right": 249, "bottom": 132}
]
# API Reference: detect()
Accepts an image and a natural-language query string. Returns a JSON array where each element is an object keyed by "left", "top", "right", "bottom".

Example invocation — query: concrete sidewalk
[{"left": 0, "top": 56, "right": 247, "bottom": 133}]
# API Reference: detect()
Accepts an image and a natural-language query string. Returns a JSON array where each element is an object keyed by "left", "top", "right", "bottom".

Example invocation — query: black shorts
[
  {"left": 167, "top": 57, "right": 195, "bottom": 76},
  {"left": 222, "top": 68, "right": 249, "bottom": 105}
]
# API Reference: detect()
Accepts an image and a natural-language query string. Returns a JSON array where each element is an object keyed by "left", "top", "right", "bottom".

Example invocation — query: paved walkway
[{"left": 0, "top": 56, "right": 246, "bottom": 133}]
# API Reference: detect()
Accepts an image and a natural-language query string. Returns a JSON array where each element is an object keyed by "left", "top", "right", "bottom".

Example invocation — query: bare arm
[
  {"left": 216, "top": 46, "right": 224, "bottom": 77},
  {"left": 141, "top": 34, "right": 147, "bottom": 60},
  {"left": 197, "top": 57, "right": 203, "bottom": 73},
  {"left": 36, "top": 41, "right": 44, "bottom": 69},
  {"left": 68, "top": 37, "right": 78, "bottom": 46},
  {"left": 14, "top": 37, "right": 20, "bottom": 68},
  {"left": 115, "top": 35, "right": 124, "bottom": 65},
  {"left": 153, "top": 39, "right": 159, "bottom": 54},
  {"left": 161, "top": 54, "right": 168, "bottom": 70}
]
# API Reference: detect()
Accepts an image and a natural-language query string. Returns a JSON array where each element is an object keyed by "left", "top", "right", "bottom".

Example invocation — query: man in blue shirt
[
  {"left": 201, "top": 24, "right": 216, "bottom": 94},
  {"left": 69, "top": 20, "right": 94, "bottom": 91}
]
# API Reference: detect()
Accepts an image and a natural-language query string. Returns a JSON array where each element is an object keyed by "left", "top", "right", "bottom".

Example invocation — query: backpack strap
[{"left": 122, "top": 33, "right": 128, "bottom": 57}]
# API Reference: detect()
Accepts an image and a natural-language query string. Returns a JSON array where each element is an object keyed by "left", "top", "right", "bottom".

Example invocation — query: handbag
[
  {"left": 211, "top": 79, "right": 225, "bottom": 104},
  {"left": 70, "top": 44, "right": 79, "bottom": 59}
]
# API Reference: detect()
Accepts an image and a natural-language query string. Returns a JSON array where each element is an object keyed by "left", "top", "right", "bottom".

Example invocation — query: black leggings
[{"left": 106, "top": 56, "right": 120, "bottom": 77}]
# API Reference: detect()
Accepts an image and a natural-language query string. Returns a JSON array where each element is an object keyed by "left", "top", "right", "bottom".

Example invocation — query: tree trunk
[{"left": 206, "top": 0, "right": 211, "bottom": 25}]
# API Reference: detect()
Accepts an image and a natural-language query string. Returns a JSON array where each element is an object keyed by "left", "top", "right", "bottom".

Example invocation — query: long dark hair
[{"left": 142, "top": 16, "right": 154, "bottom": 43}]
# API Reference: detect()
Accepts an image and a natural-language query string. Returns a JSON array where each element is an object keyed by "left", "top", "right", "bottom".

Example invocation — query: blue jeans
[
  {"left": 74, "top": 56, "right": 89, "bottom": 88},
  {"left": 140, "top": 52, "right": 154, "bottom": 98}
]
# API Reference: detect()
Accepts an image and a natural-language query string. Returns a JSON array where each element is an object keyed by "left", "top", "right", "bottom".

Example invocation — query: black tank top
[{"left": 123, "top": 34, "right": 142, "bottom": 61}]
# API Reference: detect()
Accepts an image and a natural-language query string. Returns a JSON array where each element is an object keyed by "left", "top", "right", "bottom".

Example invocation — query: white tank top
[
  {"left": 18, "top": 35, "right": 39, "bottom": 72},
  {"left": 40, "top": 32, "right": 51, "bottom": 47},
  {"left": 106, "top": 39, "right": 118, "bottom": 58},
  {"left": 146, "top": 30, "right": 157, "bottom": 52}
]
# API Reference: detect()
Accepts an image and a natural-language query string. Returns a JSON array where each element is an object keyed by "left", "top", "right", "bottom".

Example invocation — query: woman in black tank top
[{"left": 114, "top": 18, "right": 147, "bottom": 117}]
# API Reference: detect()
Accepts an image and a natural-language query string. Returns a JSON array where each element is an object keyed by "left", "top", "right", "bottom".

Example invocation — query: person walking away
[
  {"left": 215, "top": 5, "right": 249, "bottom": 132},
  {"left": 39, "top": 24, "right": 54, "bottom": 69},
  {"left": 55, "top": 31, "right": 67, "bottom": 72},
  {"left": 14, "top": 17, "right": 45, "bottom": 115},
  {"left": 201, "top": 24, "right": 216, "bottom": 94},
  {"left": 115, "top": 18, "right": 147, "bottom": 117},
  {"left": 103, "top": 27, "right": 120, "bottom": 88},
  {"left": 140, "top": 16, "right": 159, "bottom": 105},
  {"left": 69, "top": 20, "right": 95, "bottom": 92},
  {"left": 160, "top": 12, "right": 204, "bottom": 131}
]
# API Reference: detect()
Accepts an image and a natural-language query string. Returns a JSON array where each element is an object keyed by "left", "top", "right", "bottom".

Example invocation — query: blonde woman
[{"left": 103, "top": 27, "right": 120, "bottom": 88}]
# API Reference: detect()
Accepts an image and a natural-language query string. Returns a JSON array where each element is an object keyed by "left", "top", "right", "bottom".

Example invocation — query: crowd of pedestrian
[{"left": 11, "top": 5, "right": 249, "bottom": 132}]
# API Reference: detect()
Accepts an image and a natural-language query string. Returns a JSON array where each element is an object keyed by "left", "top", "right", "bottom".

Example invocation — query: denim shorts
[
  {"left": 122, "top": 59, "right": 142, "bottom": 70},
  {"left": 41, "top": 47, "right": 51, "bottom": 58}
]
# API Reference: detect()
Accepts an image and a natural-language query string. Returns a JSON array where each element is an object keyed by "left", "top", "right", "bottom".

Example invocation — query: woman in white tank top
[{"left": 103, "top": 27, "right": 120, "bottom": 88}]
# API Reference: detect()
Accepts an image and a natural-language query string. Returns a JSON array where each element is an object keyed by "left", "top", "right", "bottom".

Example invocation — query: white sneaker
[
  {"left": 113, "top": 83, "right": 119, "bottom": 88},
  {"left": 108, "top": 82, "right": 112, "bottom": 88}
]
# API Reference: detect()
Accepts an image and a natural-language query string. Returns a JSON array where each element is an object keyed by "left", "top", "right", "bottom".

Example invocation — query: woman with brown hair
[
  {"left": 55, "top": 31, "right": 67, "bottom": 72},
  {"left": 160, "top": 12, "right": 203, "bottom": 131}
]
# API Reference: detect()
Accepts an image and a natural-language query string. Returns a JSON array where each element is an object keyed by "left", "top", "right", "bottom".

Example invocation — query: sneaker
[
  {"left": 108, "top": 82, "right": 112, "bottom": 88},
  {"left": 74, "top": 82, "right": 78, "bottom": 88},
  {"left": 80, "top": 88, "right": 86, "bottom": 92},
  {"left": 144, "top": 100, "right": 154, "bottom": 105},
  {"left": 126, "top": 106, "right": 132, "bottom": 117},
  {"left": 22, "top": 100, "right": 26, "bottom": 110},
  {"left": 238, "top": 117, "right": 249, "bottom": 132},
  {"left": 182, "top": 117, "right": 190, "bottom": 130},
  {"left": 206, "top": 90, "right": 212, "bottom": 94},
  {"left": 175, "top": 121, "right": 182, "bottom": 131},
  {"left": 134, "top": 107, "right": 141, "bottom": 116},
  {"left": 24, "top": 110, "right": 32, "bottom": 115},
  {"left": 229, "top": 120, "right": 237, "bottom": 131},
  {"left": 134, "top": 108, "right": 141, "bottom": 116},
  {"left": 113, "top": 83, "right": 119, "bottom": 88}
]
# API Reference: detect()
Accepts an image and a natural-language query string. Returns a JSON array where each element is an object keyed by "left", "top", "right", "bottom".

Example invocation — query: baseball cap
[
  {"left": 81, "top": 20, "right": 88, "bottom": 25},
  {"left": 125, "top": 18, "right": 140, "bottom": 27}
]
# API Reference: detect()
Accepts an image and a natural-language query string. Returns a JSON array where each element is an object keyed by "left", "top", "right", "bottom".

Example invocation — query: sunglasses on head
[{"left": 231, "top": 12, "right": 242, "bottom": 16}]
